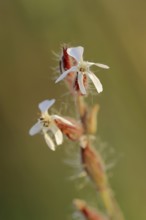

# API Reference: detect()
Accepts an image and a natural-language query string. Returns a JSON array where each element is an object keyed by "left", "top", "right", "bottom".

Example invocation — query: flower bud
[
  {"left": 76, "top": 97, "right": 100, "bottom": 134},
  {"left": 81, "top": 141, "right": 107, "bottom": 191},
  {"left": 87, "top": 104, "right": 100, "bottom": 134},
  {"left": 80, "top": 140, "right": 115, "bottom": 216},
  {"left": 73, "top": 199, "right": 108, "bottom": 220}
]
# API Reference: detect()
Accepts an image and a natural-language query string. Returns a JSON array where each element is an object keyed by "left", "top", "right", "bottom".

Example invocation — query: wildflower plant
[{"left": 29, "top": 45, "right": 125, "bottom": 220}]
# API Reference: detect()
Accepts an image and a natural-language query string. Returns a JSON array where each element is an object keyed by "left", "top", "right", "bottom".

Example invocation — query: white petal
[
  {"left": 51, "top": 115, "right": 73, "bottom": 126},
  {"left": 67, "top": 46, "right": 84, "bottom": 62},
  {"left": 44, "top": 132, "right": 56, "bottom": 151},
  {"left": 88, "top": 62, "right": 109, "bottom": 69},
  {"left": 88, "top": 72, "right": 103, "bottom": 93},
  {"left": 55, "top": 66, "right": 77, "bottom": 83},
  {"left": 29, "top": 122, "right": 42, "bottom": 136},
  {"left": 50, "top": 125, "right": 63, "bottom": 145},
  {"left": 78, "top": 72, "right": 87, "bottom": 95},
  {"left": 38, "top": 99, "right": 55, "bottom": 113}
]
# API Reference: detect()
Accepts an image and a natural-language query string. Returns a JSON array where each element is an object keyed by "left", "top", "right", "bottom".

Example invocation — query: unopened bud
[
  {"left": 80, "top": 140, "right": 115, "bottom": 216},
  {"left": 76, "top": 96, "right": 87, "bottom": 119},
  {"left": 73, "top": 199, "right": 108, "bottom": 220},
  {"left": 76, "top": 97, "right": 100, "bottom": 134},
  {"left": 81, "top": 141, "right": 107, "bottom": 191},
  {"left": 87, "top": 104, "right": 100, "bottom": 134}
]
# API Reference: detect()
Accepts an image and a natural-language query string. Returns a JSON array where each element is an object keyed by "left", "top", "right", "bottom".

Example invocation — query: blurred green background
[{"left": 0, "top": 0, "right": 146, "bottom": 219}]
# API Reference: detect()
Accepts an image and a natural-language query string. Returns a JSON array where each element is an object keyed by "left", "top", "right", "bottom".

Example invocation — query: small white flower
[
  {"left": 55, "top": 46, "right": 109, "bottom": 94},
  {"left": 29, "top": 99, "right": 73, "bottom": 151}
]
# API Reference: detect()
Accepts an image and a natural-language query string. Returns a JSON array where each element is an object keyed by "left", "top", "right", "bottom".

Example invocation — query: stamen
[
  {"left": 39, "top": 117, "right": 44, "bottom": 121},
  {"left": 79, "top": 67, "right": 85, "bottom": 72}
]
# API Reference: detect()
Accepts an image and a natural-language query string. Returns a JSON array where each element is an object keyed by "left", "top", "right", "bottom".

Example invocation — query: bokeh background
[{"left": 0, "top": 0, "right": 146, "bottom": 219}]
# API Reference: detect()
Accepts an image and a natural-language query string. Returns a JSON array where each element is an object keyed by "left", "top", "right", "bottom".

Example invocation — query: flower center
[
  {"left": 39, "top": 114, "right": 52, "bottom": 127},
  {"left": 78, "top": 61, "right": 88, "bottom": 73}
]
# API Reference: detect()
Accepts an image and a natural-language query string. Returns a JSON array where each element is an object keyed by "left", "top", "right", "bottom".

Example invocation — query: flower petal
[
  {"left": 52, "top": 115, "right": 73, "bottom": 126},
  {"left": 38, "top": 99, "right": 55, "bottom": 113},
  {"left": 78, "top": 72, "right": 87, "bottom": 95},
  {"left": 67, "top": 46, "right": 84, "bottom": 62},
  {"left": 44, "top": 132, "right": 55, "bottom": 150},
  {"left": 88, "top": 72, "right": 103, "bottom": 93},
  {"left": 55, "top": 66, "right": 77, "bottom": 83},
  {"left": 88, "top": 62, "right": 109, "bottom": 69},
  {"left": 50, "top": 125, "right": 63, "bottom": 145},
  {"left": 29, "top": 122, "right": 42, "bottom": 136}
]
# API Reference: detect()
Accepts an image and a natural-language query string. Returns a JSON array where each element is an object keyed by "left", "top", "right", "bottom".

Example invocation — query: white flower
[
  {"left": 55, "top": 46, "right": 109, "bottom": 94},
  {"left": 29, "top": 99, "right": 73, "bottom": 151}
]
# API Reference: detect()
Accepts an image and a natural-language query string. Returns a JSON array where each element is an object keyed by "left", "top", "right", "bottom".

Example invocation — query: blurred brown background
[{"left": 0, "top": 0, "right": 146, "bottom": 219}]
